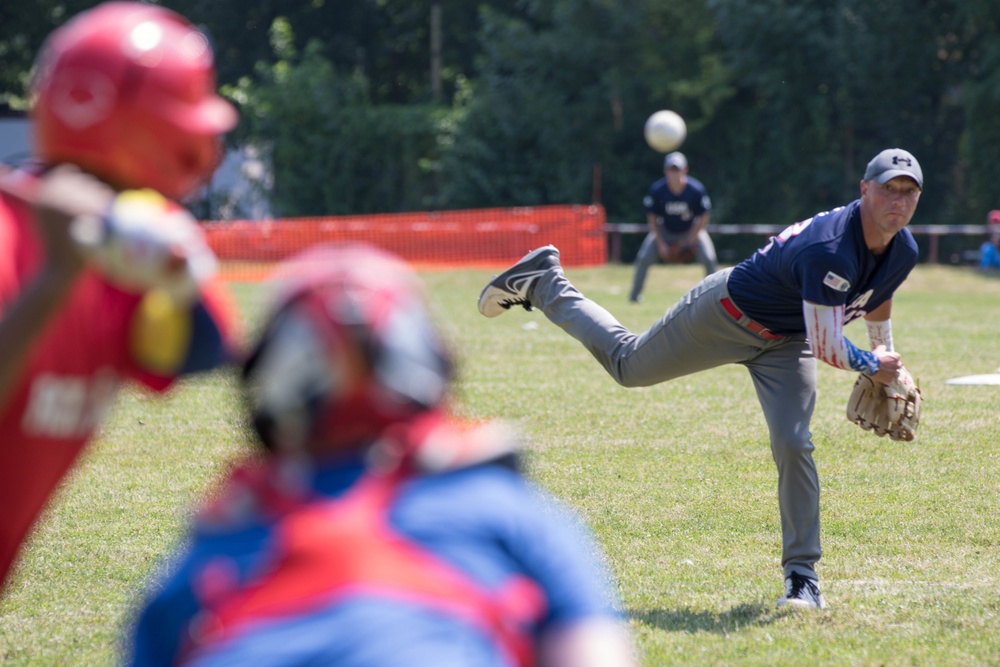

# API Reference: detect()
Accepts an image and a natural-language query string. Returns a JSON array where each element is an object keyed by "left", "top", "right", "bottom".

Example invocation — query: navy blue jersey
[
  {"left": 643, "top": 176, "right": 711, "bottom": 234},
  {"left": 727, "top": 200, "right": 918, "bottom": 335}
]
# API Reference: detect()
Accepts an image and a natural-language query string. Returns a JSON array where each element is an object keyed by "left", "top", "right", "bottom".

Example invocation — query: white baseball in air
[{"left": 644, "top": 110, "right": 687, "bottom": 153}]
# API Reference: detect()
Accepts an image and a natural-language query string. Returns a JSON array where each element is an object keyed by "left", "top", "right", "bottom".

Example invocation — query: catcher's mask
[
  {"left": 241, "top": 244, "right": 453, "bottom": 455},
  {"left": 30, "top": 2, "right": 237, "bottom": 201}
]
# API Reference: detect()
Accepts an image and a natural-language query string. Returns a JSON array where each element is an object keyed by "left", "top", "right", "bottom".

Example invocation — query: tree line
[{"left": 2, "top": 0, "right": 999, "bottom": 237}]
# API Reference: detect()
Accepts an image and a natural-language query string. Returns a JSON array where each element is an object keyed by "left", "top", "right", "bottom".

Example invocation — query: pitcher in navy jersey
[
  {"left": 127, "top": 244, "right": 637, "bottom": 667},
  {"left": 478, "top": 148, "right": 924, "bottom": 610},
  {"left": 629, "top": 151, "right": 717, "bottom": 303}
]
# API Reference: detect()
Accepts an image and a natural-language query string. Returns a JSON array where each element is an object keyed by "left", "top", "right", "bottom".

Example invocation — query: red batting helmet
[
  {"left": 242, "top": 244, "right": 454, "bottom": 455},
  {"left": 30, "top": 2, "right": 238, "bottom": 201}
]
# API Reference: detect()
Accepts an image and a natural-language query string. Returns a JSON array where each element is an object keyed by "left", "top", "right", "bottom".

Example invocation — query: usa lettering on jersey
[
  {"left": 21, "top": 368, "right": 119, "bottom": 439},
  {"left": 664, "top": 201, "right": 692, "bottom": 221},
  {"left": 844, "top": 290, "right": 874, "bottom": 323}
]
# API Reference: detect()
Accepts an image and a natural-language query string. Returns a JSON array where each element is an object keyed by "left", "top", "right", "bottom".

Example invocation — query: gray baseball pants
[
  {"left": 630, "top": 229, "right": 718, "bottom": 302},
  {"left": 533, "top": 265, "right": 820, "bottom": 580}
]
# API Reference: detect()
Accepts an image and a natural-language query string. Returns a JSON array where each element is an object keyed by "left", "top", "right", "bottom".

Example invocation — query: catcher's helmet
[
  {"left": 242, "top": 244, "right": 453, "bottom": 455},
  {"left": 30, "top": 2, "right": 237, "bottom": 201}
]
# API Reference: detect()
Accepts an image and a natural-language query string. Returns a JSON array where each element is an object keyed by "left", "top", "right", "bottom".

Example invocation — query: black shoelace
[
  {"left": 788, "top": 573, "right": 820, "bottom": 600},
  {"left": 499, "top": 298, "right": 533, "bottom": 311}
]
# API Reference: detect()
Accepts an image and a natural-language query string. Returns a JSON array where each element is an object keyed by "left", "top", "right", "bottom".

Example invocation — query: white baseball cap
[{"left": 664, "top": 152, "right": 688, "bottom": 170}]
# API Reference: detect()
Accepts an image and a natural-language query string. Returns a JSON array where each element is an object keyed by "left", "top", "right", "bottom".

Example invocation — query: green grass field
[{"left": 1, "top": 262, "right": 999, "bottom": 666}]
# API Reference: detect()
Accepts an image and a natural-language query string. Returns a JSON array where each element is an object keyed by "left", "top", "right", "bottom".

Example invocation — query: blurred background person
[
  {"left": 125, "top": 243, "right": 637, "bottom": 667},
  {"left": 978, "top": 209, "right": 1000, "bottom": 271},
  {"left": 0, "top": 2, "right": 240, "bottom": 595},
  {"left": 630, "top": 151, "right": 716, "bottom": 303}
]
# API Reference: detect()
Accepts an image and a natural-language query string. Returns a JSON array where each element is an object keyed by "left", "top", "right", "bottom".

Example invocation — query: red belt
[{"left": 719, "top": 297, "right": 785, "bottom": 341}]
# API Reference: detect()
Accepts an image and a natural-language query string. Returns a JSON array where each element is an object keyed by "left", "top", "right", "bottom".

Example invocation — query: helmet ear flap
[
  {"left": 366, "top": 299, "right": 453, "bottom": 413},
  {"left": 241, "top": 326, "right": 286, "bottom": 452}
]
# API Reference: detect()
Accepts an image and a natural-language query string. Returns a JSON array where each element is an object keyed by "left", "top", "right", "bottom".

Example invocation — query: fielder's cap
[
  {"left": 989, "top": 209, "right": 1000, "bottom": 225},
  {"left": 864, "top": 148, "right": 923, "bottom": 189},
  {"left": 664, "top": 152, "right": 688, "bottom": 170}
]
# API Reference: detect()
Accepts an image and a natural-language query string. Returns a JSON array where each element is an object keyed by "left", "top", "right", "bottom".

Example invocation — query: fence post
[{"left": 610, "top": 227, "right": 621, "bottom": 263}]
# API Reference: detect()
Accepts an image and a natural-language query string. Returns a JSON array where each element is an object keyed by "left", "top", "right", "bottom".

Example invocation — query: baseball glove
[
  {"left": 845, "top": 367, "right": 922, "bottom": 441},
  {"left": 663, "top": 242, "right": 696, "bottom": 264}
]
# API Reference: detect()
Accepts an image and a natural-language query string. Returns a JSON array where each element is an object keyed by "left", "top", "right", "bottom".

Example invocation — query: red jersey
[{"left": 0, "top": 192, "right": 238, "bottom": 591}]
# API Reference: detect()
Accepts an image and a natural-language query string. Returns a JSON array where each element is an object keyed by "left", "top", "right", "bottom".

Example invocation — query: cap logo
[{"left": 892, "top": 156, "right": 912, "bottom": 167}]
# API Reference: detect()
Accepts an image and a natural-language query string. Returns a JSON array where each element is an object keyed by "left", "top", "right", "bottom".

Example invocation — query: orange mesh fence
[{"left": 203, "top": 204, "right": 607, "bottom": 281}]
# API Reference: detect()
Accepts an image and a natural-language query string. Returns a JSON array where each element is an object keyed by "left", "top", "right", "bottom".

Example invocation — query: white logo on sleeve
[
  {"left": 823, "top": 271, "right": 851, "bottom": 292},
  {"left": 21, "top": 368, "right": 119, "bottom": 439}
]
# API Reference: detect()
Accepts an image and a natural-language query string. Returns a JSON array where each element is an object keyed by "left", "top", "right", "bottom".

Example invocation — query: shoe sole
[
  {"left": 776, "top": 598, "right": 825, "bottom": 611},
  {"left": 477, "top": 246, "right": 557, "bottom": 318}
]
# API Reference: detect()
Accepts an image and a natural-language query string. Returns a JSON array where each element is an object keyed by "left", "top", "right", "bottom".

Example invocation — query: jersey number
[{"left": 759, "top": 217, "right": 815, "bottom": 255}]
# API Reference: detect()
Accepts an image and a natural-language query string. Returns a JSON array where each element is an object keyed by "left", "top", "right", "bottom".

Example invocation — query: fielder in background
[
  {"left": 0, "top": 2, "right": 240, "bottom": 594},
  {"left": 629, "top": 151, "right": 717, "bottom": 303},
  {"left": 125, "top": 243, "right": 637, "bottom": 667},
  {"left": 479, "top": 148, "right": 925, "bottom": 611}
]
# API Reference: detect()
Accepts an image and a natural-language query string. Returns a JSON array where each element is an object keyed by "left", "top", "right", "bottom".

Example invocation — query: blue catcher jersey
[
  {"left": 726, "top": 200, "right": 918, "bottom": 335},
  {"left": 127, "top": 455, "right": 619, "bottom": 667},
  {"left": 643, "top": 176, "right": 711, "bottom": 234}
]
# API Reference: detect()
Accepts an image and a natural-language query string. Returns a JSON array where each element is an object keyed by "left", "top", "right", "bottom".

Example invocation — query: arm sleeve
[
  {"left": 511, "top": 487, "right": 623, "bottom": 626},
  {"left": 865, "top": 319, "right": 893, "bottom": 352},
  {"left": 803, "top": 301, "right": 879, "bottom": 375}
]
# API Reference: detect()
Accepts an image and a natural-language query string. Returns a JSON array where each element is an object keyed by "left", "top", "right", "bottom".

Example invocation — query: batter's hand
[{"left": 70, "top": 189, "right": 218, "bottom": 303}]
